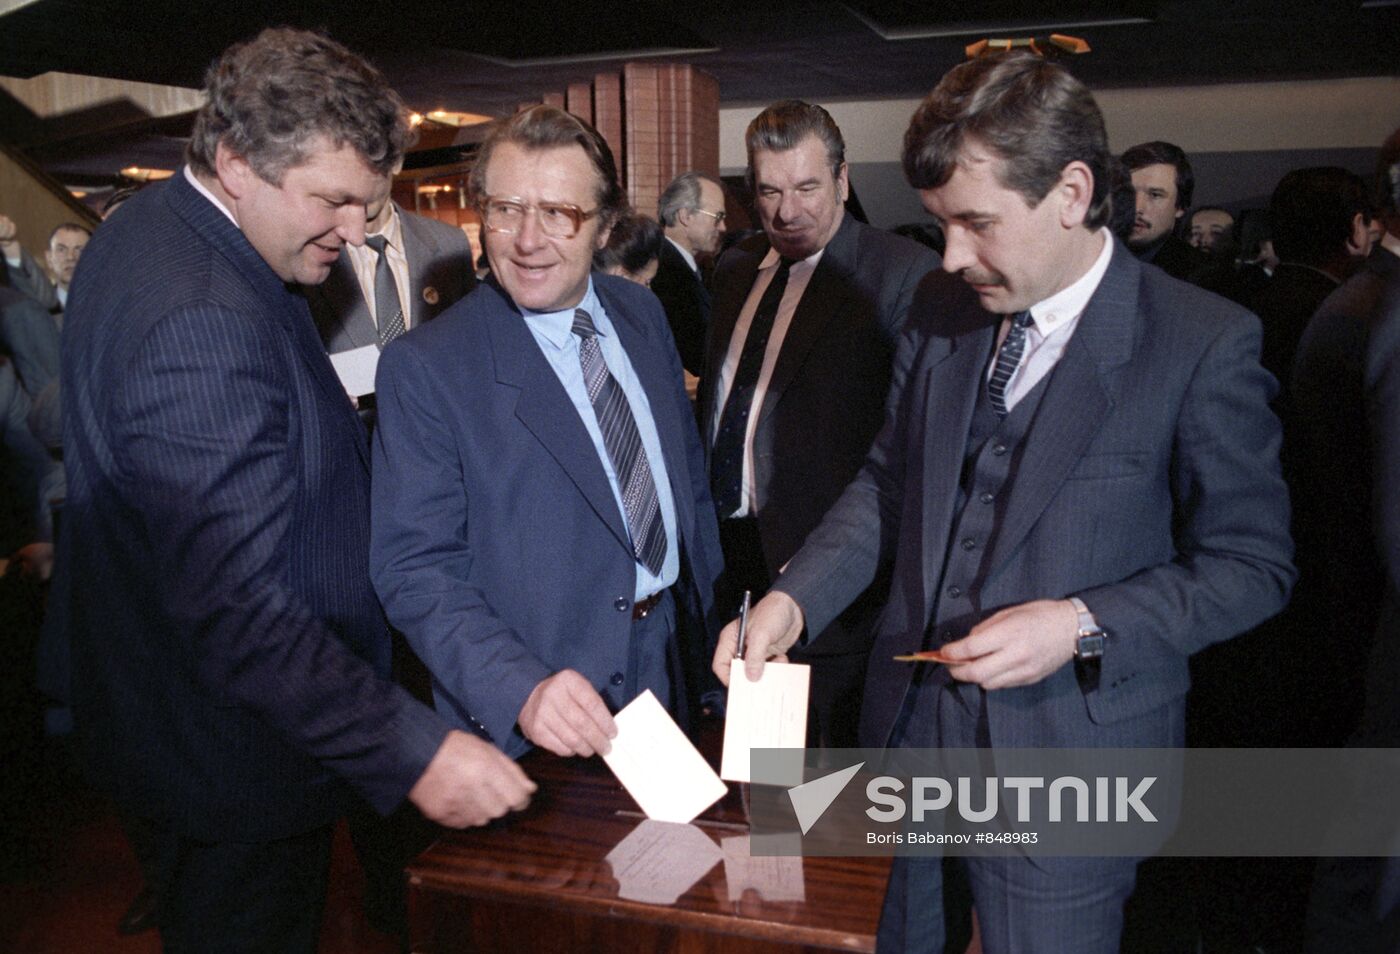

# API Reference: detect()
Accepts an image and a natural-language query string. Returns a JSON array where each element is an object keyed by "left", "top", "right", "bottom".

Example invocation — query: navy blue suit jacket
[
  {"left": 778, "top": 238, "right": 1295, "bottom": 749},
  {"left": 371, "top": 275, "right": 724, "bottom": 756},
  {"left": 58, "top": 172, "right": 446, "bottom": 842}
]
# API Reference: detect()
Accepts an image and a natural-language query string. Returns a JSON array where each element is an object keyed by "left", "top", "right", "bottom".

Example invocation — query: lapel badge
[{"left": 422, "top": 286, "right": 440, "bottom": 306}]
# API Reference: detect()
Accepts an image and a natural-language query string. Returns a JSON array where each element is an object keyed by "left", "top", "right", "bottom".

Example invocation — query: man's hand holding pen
[{"left": 712, "top": 590, "right": 806, "bottom": 685}]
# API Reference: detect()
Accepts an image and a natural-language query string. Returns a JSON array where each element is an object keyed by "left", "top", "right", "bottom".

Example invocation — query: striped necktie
[
  {"left": 365, "top": 234, "right": 406, "bottom": 348},
  {"left": 987, "top": 310, "right": 1034, "bottom": 417},
  {"left": 572, "top": 308, "right": 667, "bottom": 576}
]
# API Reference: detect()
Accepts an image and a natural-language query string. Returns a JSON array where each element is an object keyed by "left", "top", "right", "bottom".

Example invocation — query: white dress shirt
[
  {"left": 346, "top": 205, "right": 413, "bottom": 331},
  {"left": 990, "top": 230, "right": 1113, "bottom": 412}
]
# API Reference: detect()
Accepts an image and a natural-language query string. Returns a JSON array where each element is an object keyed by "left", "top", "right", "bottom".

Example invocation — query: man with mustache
[{"left": 716, "top": 54, "right": 1292, "bottom": 953}]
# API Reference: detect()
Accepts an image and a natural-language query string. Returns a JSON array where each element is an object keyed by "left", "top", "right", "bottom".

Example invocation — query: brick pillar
[
  {"left": 621, "top": 63, "right": 718, "bottom": 217},
  {"left": 593, "top": 72, "right": 625, "bottom": 187},
  {"left": 565, "top": 82, "right": 593, "bottom": 123}
]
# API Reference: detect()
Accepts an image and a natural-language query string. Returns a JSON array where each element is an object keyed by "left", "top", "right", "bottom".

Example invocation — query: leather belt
[{"left": 633, "top": 592, "right": 663, "bottom": 620}]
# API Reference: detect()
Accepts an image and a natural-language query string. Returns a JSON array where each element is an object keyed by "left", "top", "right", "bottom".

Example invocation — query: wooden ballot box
[{"left": 405, "top": 734, "right": 889, "bottom": 953}]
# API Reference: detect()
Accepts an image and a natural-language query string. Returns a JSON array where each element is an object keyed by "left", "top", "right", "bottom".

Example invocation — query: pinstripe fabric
[{"left": 58, "top": 171, "right": 446, "bottom": 843}]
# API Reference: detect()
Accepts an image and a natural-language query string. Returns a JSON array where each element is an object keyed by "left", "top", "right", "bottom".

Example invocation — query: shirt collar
[
  {"left": 183, "top": 166, "right": 239, "bottom": 228},
  {"left": 759, "top": 243, "right": 825, "bottom": 272},
  {"left": 368, "top": 202, "right": 402, "bottom": 252},
  {"left": 1381, "top": 230, "right": 1400, "bottom": 260},
  {"left": 1026, "top": 229, "right": 1113, "bottom": 334},
  {"left": 519, "top": 278, "right": 604, "bottom": 350},
  {"left": 666, "top": 236, "right": 699, "bottom": 274}
]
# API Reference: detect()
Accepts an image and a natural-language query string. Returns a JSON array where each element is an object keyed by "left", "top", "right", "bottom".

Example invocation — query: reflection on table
[{"left": 406, "top": 733, "right": 890, "bottom": 953}]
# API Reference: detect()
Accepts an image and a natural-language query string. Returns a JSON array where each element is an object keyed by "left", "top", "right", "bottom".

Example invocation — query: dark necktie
[
  {"left": 364, "top": 234, "right": 406, "bottom": 348},
  {"left": 987, "top": 310, "right": 1035, "bottom": 417},
  {"left": 710, "top": 257, "right": 794, "bottom": 518},
  {"left": 572, "top": 309, "right": 668, "bottom": 576}
]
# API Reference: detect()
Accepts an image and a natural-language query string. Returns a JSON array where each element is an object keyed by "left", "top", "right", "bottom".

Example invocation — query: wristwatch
[{"left": 1069, "top": 596, "right": 1106, "bottom": 661}]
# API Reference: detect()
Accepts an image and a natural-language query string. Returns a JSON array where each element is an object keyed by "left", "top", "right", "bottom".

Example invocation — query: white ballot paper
[
  {"left": 602, "top": 690, "right": 728, "bottom": 824},
  {"left": 606, "top": 819, "right": 722, "bottom": 905},
  {"left": 720, "top": 660, "right": 811, "bottom": 783},
  {"left": 329, "top": 343, "right": 379, "bottom": 397},
  {"left": 721, "top": 834, "right": 806, "bottom": 903}
]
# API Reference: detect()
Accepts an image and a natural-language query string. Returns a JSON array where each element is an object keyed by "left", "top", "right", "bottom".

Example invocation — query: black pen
[{"left": 736, "top": 590, "right": 751, "bottom": 660}]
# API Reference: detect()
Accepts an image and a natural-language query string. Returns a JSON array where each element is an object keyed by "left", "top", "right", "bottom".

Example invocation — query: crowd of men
[{"left": 2, "top": 24, "right": 1398, "bottom": 954}]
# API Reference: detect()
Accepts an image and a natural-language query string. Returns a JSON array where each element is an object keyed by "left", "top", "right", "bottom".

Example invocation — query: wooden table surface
[{"left": 406, "top": 734, "right": 891, "bottom": 952}]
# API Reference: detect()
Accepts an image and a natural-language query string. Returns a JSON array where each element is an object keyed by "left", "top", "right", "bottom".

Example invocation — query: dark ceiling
[{"left": 2, "top": 0, "right": 1398, "bottom": 193}]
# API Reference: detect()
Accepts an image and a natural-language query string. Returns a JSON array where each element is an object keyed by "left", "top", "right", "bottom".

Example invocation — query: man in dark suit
[
  {"left": 57, "top": 29, "right": 532, "bottom": 953},
  {"left": 1121, "top": 140, "right": 1211, "bottom": 280},
  {"left": 0, "top": 285, "right": 59, "bottom": 397},
  {"left": 700, "top": 100, "right": 939, "bottom": 746},
  {"left": 304, "top": 187, "right": 473, "bottom": 356},
  {"left": 654, "top": 170, "right": 726, "bottom": 375},
  {"left": 1297, "top": 128, "right": 1400, "bottom": 952},
  {"left": 372, "top": 105, "right": 723, "bottom": 760},
  {"left": 717, "top": 54, "right": 1292, "bottom": 953},
  {"left": 1254, "top": 166, "right": 1375, "bottom": 398}
]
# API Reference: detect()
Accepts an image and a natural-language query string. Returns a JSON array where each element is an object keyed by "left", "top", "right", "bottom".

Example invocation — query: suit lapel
[
  {"left": 982, "top": 241, "right": 1138, "bottom": 578},
  {"left": 485, "top": 285, "right": 632, "bottom": 554},
  {"left": 755, "top": 217, "right": 860, "bottom": 430},
  {"left": 398, "top": 207, "right": 429, "bottom": 329},
  {"left": 168, "top": 172, "right": 368, "bottom": 468}
]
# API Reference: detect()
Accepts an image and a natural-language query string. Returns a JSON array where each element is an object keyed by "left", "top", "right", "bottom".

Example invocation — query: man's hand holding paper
[{"left": 712, "top": 589, "right": 806, "bottom": 684}]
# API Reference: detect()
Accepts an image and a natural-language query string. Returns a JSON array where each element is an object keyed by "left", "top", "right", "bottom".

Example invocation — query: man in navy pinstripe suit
[
  {"left": 56, "top": 29, "right": 532, "bottom": 953},
  {"left": 716, "top": 54, "right": 1293, "bottom": 953}
]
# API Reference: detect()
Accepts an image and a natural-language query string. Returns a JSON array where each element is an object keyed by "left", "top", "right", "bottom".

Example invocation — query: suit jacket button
[
  {"left": 992, "top": 443, "right": 1008, "bottom": 456},
  {"left": 614, "top": 596, "right": 629, "bottom": 612},
  {"left": 610, "top": 672, "right": 625, "bottom": 686},
  {"left": 947, "top": 585, "right": 962, "bottom": 598},
  {"left": 979, "top": 492, "right": 994, "bottom": 504},
  {"left": 961, "top": 537, "right": 976, "bottom": 551}
]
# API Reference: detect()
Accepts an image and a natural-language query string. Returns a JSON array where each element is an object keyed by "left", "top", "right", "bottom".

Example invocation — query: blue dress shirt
[{"left": 520, "top": 279, "right": 679, "bottom": 602}]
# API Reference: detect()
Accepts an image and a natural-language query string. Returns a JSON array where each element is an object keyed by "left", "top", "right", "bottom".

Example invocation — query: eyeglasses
[
  {"left": 480, "top": 195, "right": 601, "bottom": 239},
  {"left": 692, "top": 208, "right": 726, "bottom": 224}
]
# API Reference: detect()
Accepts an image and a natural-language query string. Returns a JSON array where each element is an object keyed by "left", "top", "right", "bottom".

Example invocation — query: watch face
[{"left": 1076, "top": 632, "right": 1106, "bottom": 660}]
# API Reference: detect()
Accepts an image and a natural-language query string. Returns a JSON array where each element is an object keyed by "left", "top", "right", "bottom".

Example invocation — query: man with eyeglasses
[
  {"left": 699, "top": 100, "right": 939, "bottom": 746},
  {"left": 655, "top": 171, "right": 727, "bottom": 375},
  {"left": 371, "top": 105, "right": 723, "bottom": 760}
]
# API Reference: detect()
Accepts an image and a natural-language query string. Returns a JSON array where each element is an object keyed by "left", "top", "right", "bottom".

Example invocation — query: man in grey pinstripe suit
[
  {"left": 57, "top": 29, "right": 532, "bottom": 953},
  {"left": 715, "top": 53, "right": 1293, "bottom": 953}
]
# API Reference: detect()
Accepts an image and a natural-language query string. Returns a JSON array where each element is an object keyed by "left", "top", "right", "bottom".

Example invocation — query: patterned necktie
[
  {"left": 987, "top": 310, "right": 1035, "bottom": 417},
  {"left": 710, "top": 257, "right": 794, "bottom": 518},
  {"left": 572, "top": 309, "right": 667, "bottom": 576},
  {"left": 364, "top": 234, "right": 406, "bottom": 348}
]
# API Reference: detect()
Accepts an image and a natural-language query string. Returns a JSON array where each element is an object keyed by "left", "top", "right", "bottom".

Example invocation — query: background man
[
  {"left": 1293, "top": 126, "right": 1400, "bottom": 954},
  {"left": 1188, "top": 205, "right": 1235, "bottom": 253},
  {"left": 1255, "top": 166, "right": 1374, "bottom": 393},
  {"left": 371, "top": 106, "right": 723, "bottom": 760},
  {"left": 654, "top": 170, "right": 727, "bottom": 376},
  {"left": 0, "top": 218, "right": 88, "bottom": 314},
  {"left": 717, "top": 54, "right": 1292, "bottom": 953},
  {"left": 58, "top": 28, "right": 532, "bottom": 952},
  {"left": 1122, "top": 140, "right": 1213, "bottom": 281},
  {"left": 304, "top": 175, "right": 473, "bottom": 356},
  {"left": 700, "top": 99, "right": 938, "bottom": 745}
]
